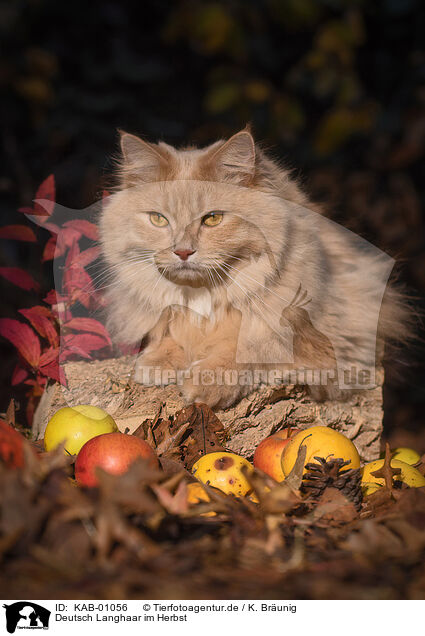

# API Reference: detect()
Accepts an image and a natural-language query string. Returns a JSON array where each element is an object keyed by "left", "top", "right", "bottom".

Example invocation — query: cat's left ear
[
  {"left": 208, "top": 130, "right": 256, "bottom": 185},
  {"left": 119, "top": 130, "right": 166, "bottom": 184}
]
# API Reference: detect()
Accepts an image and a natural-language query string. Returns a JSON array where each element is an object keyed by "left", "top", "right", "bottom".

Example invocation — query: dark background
[{"left": 1, "top": 0, "right": 424, "bottom": 444}]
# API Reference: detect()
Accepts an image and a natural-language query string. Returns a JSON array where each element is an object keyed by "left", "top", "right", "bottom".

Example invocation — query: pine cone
[{"left": 301, "top": 456, "right": 363, "bottom": 510}]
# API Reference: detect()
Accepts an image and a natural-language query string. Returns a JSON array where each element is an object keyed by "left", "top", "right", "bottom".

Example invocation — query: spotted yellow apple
[
  {"left": 187, "top": 482, "right": 211, "bottom": 504},
  {"left": 44, "top": 405, "right": 118, "bottom": 455},
  {"left": 186, "top": 482, "right": 217, "bottom": 516},
  {"left": 192, "top": 451, "right": 254, "bottom": 496}
]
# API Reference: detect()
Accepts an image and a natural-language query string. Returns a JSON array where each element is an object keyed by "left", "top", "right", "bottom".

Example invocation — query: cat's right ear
[
  {"left": 119, "top": 131, "right": 166, "bottom": 184},
  {"left": 207, "top": 130, "right": 256, "bottom": 186}
]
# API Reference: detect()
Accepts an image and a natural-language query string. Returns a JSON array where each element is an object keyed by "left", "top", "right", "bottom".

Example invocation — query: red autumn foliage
[
  {"left": 0, "top": 225, "right": 37, "bottom": 242},
  {"left": 42, "top": 235, "right": 58, "bottom": 261},
  {"left": 18, "top": 174, "right": 56, "bottom": 220},
  {"left": 0, "top": 175, "right": 113, "bottom": 423},
  {"left": 64, "top": 317, "right": 112, "bottom": 346},
  {"left": 0, "top": 419, "right": 26, "bottom": 469},
  {"left": 0, "top": 267, "right": 40, "bottom": 291},
  {"left": 19, "top": 306, "right": 59, "bottom": 347},
  {"left": 0, "top": 319, "right": 41, "bottom": 368},
  {"left": 63, "top": 219, "right": 99, "bottom": 240}
]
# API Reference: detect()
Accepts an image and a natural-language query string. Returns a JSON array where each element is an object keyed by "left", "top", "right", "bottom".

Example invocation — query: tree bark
[{"left": 32, "top": 355, "right": 384, "bottom": 462}]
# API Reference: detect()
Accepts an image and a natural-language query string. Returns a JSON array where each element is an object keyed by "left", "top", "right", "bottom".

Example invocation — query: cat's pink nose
[{"left": 174, "top": 249, "right": 196, "bottom": 261}]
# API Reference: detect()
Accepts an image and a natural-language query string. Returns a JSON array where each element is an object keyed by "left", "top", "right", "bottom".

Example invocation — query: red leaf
[
  {"left": 17, "top": 206, "right": 35, "bottom": 215},
  {"left": 39, "top": 349, "right": 66, "bottom": 386},
  {"left": 22, "top": 305, "right": 54, "bottom": 318},
  {"left": 44, "top": 289, "right": 68, "bottom": 305},
  {"left": 39, "top": 359, "right": 66, "bottom": 385},
  {"left": 24, "top": 379, "right": 38, "bottom": 386},
  {"left": 65, "top": 268, "right": 94, "bottom": 307},
  {"left": 33, "top": 175, "right": 56, "bottom": 219},
  {"left": 58, "top": 226, "right": 83, "bottom": 249},
  {"left": 0, "top": 225, "right": 37, "bottom": 242},
  {"left": 73, "top": 245, "right": 101, "bottom": 267},
  {"left": 64, "top": 237, "right": 80, "bottom": 266},
  {"left": 19, "top": 306, "right": 59, "bottom": 347},
  {"left": 0, "top": 267, "right": 40, "bottom": 291},
  {"left": 43, "top": 227, "right": 84, "bottom": 262},
  {"left": 0, "top": 419, "right": 26, "bottom": 468},
  {"left": 11, "top": 364, "right": 29, "bottom": 385},
  {"left": 63, "top": 219, "right": 99, "bottom": 240},
  {"left": 64, "top": 317, "right": 112, "bottom": 346},
  {"left": 63, "top": 243, "right": 96, "bottom": 307},
  {"left": 39, "top": 347, "right": 59, "bottom": 366},
  {"left": 61, "top": 344, "right": 93, "bottom": 360},
  {"left": 0, "top": 318, "right": 41, "bottom": 367},
  {"left": 63, "top": 332, "right": 109, "bottom": 356},
  {"left": 43, "top": 222, "right": 60, "bottom": 235},
  {"left": 42, "top": 236, "right": 59, "bottom": 261}
]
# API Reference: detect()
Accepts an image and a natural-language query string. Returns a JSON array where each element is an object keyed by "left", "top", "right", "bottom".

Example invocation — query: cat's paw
[
  {"left": 181, "top": 375, "right": 243, "bottom": 409},
  {"left": 132, "top": 340, "right": 186, "bottom": 386},
  {"left": 132, "top": 363, "right": 177, "bottom": 386},
  {"left": 132, "top": 356, "right": 177, "bottom": 386}
]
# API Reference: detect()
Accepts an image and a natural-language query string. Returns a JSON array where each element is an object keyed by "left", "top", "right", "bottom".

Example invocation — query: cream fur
[{"left": 98, "top": 130, "right": 410, "bottom": 408}]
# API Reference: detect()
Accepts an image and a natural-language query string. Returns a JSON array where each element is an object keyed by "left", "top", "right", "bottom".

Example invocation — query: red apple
[
  {"left": 272, "top": 428, "right": 298, "bottom": 441},
  {"left": 75, "top": 432, "right": 159, "bottom": 487},
  {"left": 253, "top": 429, "right": 299, "bottom": 481}
]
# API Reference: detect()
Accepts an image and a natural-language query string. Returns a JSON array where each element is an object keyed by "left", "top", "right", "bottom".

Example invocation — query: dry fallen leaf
[
  {"left": 0, "top": 403, "right": 424, "bottom": 600},
  {"left": 133, "top": 402, "right": 227, "bottom": 469}
]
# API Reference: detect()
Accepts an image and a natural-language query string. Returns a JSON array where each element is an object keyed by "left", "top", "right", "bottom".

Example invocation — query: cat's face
[
  {"left": 122, "top": 181, "right": 272, "bottom": 288},
  {"left": 100, "top": 131, "right": 288, "bottom": 295}
]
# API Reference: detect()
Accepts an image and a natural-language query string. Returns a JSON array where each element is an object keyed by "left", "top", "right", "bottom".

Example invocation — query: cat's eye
[
  {"left": 149, "top": 212, "right": 169, "bottom": 227},
  {"left": 202, "top": 212, "right": 223, "bottom": 227}
]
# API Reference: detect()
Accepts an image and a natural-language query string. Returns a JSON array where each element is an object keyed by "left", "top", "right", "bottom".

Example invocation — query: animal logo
[{"left": 3, "top": 602, "right": 50, "bottom": 633}]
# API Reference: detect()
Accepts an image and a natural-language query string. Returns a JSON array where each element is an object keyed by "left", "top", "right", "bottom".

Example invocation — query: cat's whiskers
[
  {"left": 217, "top": 256, "right": 314, "bottom": 328},
  {"left": 93, "top": 253, "right": 156, "bottom": 283},
  {"left": 208, "top": 256, "right": 270, "bottom": 308},
  {"left": 219, "top": 264, "right": 282, "bottom": 323},
  {"left": 224, "top": 259, "right": 303, "bottom": 310},
  {"left": 55, "top": 258, "right": 155, "bottom": 322},
  {"left": 77, "top": 255, "right": 155, "bottom": 293},
  {"left": 212, "top": 260, "right": 291, "bottom": 344},
  {"left": 143, "top": 263, "right": 169, "bottom": 311},
  {"left": 219, "top": 261, "right": 283, "bottom": 321},
  {"left": 210, "top": 258, "right": 260, "bottom": 310},
  {"left": 88, "top": 260, "right": 156, "bottom": 295},
  {"left": 84, "top": 249, "right": 154, "bottom": 272},
  {"left": 219, "top": 261, "right": 314, "bottom": 333},
  {"left": 209, "top": 260, "right": 282, "bottom": 348}
]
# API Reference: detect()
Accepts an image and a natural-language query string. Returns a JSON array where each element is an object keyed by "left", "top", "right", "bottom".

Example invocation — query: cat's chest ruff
[
  {"left": 188, "top": 288, "right": 213, "bottom": 320},
  {"left": 177, "top": 286, "right": 213, "bottom": 321},
  {"left": 169, "top": 286, "right": 230, "bottom": 330}
]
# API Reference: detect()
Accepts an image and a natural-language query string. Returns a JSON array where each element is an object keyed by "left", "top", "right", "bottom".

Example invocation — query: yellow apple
[
  {"left": 187, "top": 482, "right": 211, "bottom": 504},
  {"left": 281, "top": 425, "right": 360, "bottom": 476},
  {"left": 390, "top": 447, "right": 421, "bottom": 465},
  {"left": 44, "top": 405, "right": 118, "bottom": 455},
  {"left": 361, "top": 458, "right": 425, "bottom": 495},
  {"left": 192, "top": 451, "right": 254, "bottom": 496},
  {"left": 186, "top": 482, "right": 216, "bottom": 516}
]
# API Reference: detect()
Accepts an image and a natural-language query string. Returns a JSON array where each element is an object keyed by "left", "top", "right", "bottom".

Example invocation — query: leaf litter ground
[{"left": 1, "top": 401, "right": 425, "bottom": 600}]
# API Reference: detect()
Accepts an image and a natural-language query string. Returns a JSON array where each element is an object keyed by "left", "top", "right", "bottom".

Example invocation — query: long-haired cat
[{"left": 99, "top": 129, "right": 410, "bottom": 408}]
